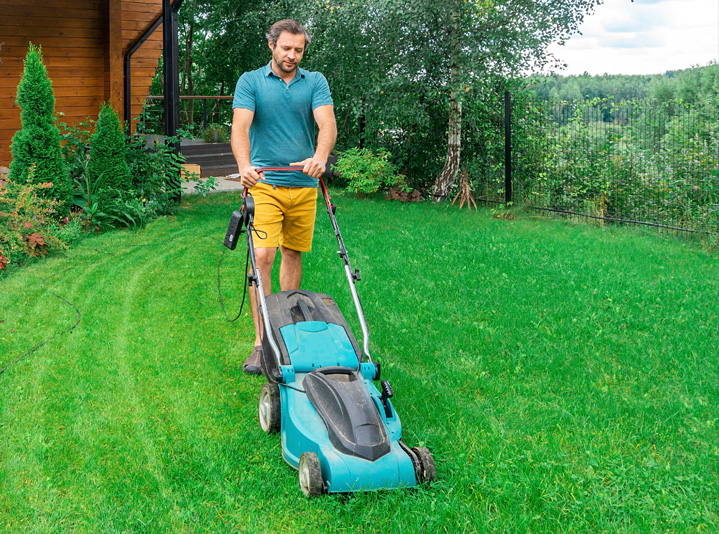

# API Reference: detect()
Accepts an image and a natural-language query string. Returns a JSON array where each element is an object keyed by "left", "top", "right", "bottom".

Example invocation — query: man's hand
[
  {"left": 290, "top": 157, "right": 326, "bottom": 179},
  {"left": 240, "top": 165, "right": 263, "bottom": 188}
]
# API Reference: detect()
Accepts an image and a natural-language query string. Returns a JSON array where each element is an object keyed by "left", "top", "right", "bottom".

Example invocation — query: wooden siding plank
[
  {"left": 1, "top": 20, "right": 104, "bottom": 39},
  {"left": 0, "top": 79, "right": 105, "bottom": 89},
  {"left": 1, "top": 38, "right": 105, "bottom": 50},
  {"left": 0, "top": 57, "right": 106, "bottom": 69},
  {"left": 0, "top": 0, "right": 102, "bottom": 7},
  {"left": 0, "top": 5, "right": 101, "bottom": 20},
  {"left": 0, "top": 45, "right": 106, "bottom": 58},
  {"left": 0, "top": 15, "right": 100, "bottom": 30}
]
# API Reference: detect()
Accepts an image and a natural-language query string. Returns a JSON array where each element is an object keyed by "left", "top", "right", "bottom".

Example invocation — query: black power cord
[
  {"left": 216, "top": 245, "right": 250, "bottom": 323},
  {"left": 1, "top": 235, "right": 181, "bottom": 378},
  {"left": 218, "top": 219, "right": 307, "bottom": 394},
  {"left": 0, "top": 267, "right": 82, "bottom": 377},
  {"left": 215, "top": 223, "right": 268, "bottom": 323}
]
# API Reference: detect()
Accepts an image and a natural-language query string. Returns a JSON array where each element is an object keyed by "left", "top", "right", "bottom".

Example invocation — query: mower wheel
[
  {"left": 298, "top": 452, "right": 325, "bottom": 498},
  {"left": 412, "top": 447, "right": 436, "bottom": 484},
  {"left": 258, "top": 382, "right": 281, "bottom": 434}
]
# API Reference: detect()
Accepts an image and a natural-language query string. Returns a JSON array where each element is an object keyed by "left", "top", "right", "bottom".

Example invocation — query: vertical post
[
  {"left": 164, "top": 0, "right": 181, "bottom": 201},
  {"left": 359, "top": 97, "right": 366, "bottom": 149},
  {"left": 504, "top": 90, "right": 512, "bottom": 205},
  {"left": 123, "top": 56, "right": 132, "bottom": 129},
  {"left": 202, "top": 98, "right": 208, "bottom": 131}
]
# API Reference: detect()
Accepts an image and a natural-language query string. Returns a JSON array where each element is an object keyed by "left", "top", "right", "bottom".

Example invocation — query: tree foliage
[
  {"left": 9, "top": 44, "right": 73, "bottom": 215},
  {"left": 529, "top": 63, "right": 719, "bottom": 104},
  {"left": 87, "top": 103, "right": 132, "bottom": 213},
  {"left": 163, "top": 0, "right": 601, "bottom": 194}
]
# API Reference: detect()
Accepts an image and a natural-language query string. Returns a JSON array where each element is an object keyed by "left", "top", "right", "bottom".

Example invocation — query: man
[{"left": 231, "top": 19, "right": 337, "bottom": 374}]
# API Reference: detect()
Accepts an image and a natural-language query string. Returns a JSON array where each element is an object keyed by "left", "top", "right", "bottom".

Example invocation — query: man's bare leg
[
  {"left": 279, "top": 245, "right": 302, "bottom": 291},
  {"left": 249, "top": 247, "right": 277, "bottom": 346},
  {"left": 244, "top": 247, "right": 277, "bottom": 374}
]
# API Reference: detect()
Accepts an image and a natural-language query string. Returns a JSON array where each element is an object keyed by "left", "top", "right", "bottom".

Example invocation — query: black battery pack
[{"left": 223, "top": 210, "right": 244, "bottom": 250}]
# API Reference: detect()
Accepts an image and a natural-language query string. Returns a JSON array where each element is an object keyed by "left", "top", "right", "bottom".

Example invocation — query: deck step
[{"left": 181, "top": 142, "right": 235, "bottom": 177}]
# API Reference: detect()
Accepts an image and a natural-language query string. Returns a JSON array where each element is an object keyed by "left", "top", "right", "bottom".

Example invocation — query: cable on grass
[
  {"left": 3, "top": 230, "right": 263, "bottom": 378},
  {"left": 217, "top": 245, "right": 250, "bottom": 323},
  {"left": 0, "top": 267, "right": 82, "bottom": 377},
  {"left": 0, "top": 234, "right": 179, "bottom": 378}
]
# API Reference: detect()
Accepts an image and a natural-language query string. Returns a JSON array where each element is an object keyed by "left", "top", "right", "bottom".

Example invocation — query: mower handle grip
[{"left": 255, "top": 166, "right": 304, "bottom": 173}]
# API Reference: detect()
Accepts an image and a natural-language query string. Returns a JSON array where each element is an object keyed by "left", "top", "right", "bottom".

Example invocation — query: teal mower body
[{"left": 225, "top": 168, "right": 435, "bottom": 497}]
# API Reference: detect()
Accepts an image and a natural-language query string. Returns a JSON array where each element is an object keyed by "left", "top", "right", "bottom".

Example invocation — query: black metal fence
[{"left": 497, "top": 94, "right": 719, "bottom": 235}]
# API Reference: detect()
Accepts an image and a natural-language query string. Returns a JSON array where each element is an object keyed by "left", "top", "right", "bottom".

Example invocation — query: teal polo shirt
[{"left": 233, "top": 62, "right": 333, "bottom": 187}]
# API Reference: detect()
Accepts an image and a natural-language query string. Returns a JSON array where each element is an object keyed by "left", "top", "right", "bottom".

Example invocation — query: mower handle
[{"left": 255, "top": 166, "right": 304, "bottom": 173}]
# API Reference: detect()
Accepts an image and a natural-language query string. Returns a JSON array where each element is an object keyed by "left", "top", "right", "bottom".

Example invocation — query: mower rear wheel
[
  {"left": 298, "top": 452, "right": 325, "bottom": 498},
  {"left": 258, "top": 382, "right": 281, "bottom": 434},
  {"left": 412, "top": 447, "right": 436, "bottom": 484}
]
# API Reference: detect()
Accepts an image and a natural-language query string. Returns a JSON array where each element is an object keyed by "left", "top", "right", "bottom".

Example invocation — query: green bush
[
  {"left": 87, "top": 103, "right": 132, "bottom": 213},
  {"left": 125, "top": 132, "right": 183, "bottom": 217},
  {"left": 0, "top": 164, "right": 74, "bottom": 272},
  {"left": 334, "top": 147, "right": 406, "bottom": 196},
  {"left": 8, "top": 44, "right": 73, "bottom": 215},
  {"left": 59, "top": 118, "right": 93, "bottom": 187}
]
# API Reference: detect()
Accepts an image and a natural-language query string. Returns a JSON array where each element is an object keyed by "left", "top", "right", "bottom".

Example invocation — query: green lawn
[{"left": 1, "top": 191, "right": 717, "bottom": 533}]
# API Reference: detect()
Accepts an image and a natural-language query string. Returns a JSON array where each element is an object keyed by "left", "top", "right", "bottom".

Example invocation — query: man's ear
[{"left": 268, "top": 41, "right": 274, "bottom": 51}]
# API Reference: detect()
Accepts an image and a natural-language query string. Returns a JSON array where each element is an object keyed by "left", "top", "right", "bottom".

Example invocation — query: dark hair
[{"left": 266, "top": 19, "right": 311, "bottom": 48}]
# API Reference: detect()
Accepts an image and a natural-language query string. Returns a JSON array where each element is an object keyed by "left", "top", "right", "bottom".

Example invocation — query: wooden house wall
[{"left": 0, "top": 0, "right": 164, "bottom": 168}]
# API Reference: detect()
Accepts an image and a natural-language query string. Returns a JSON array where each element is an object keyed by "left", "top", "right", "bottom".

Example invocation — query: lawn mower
[{"left": 223, "top": 167, "right": 435, "bottom": 497}]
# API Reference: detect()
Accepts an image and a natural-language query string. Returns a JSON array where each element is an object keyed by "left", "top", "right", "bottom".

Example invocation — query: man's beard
[{"left": 273, "top": 55, "right": 297, "bottom": 74}]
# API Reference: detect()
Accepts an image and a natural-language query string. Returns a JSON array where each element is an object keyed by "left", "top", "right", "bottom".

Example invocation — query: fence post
[{"left": 504, "top": 90, "right": 512, "bottom": 205}]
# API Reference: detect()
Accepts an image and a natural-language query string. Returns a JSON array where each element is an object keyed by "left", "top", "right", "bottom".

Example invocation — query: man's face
[{"left": 269, "top": 31, "right": 306, "bottom": 76}]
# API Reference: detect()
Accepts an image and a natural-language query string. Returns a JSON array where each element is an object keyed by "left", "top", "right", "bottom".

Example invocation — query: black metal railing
[{"left": 138, "top": 95, "right": 233, "bottom": 141}]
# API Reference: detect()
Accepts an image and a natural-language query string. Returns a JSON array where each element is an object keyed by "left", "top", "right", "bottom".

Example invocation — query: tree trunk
[
  {"left": 432, "top": 88, "right": 462, "bottom": 200},
  {"left": 432, "top": 3, "right": 463, "bottom": 201}
]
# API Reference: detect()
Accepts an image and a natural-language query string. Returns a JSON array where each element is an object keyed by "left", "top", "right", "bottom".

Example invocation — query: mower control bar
[{"left": 255, "top": 166, "right": 304, "bottom": 173}]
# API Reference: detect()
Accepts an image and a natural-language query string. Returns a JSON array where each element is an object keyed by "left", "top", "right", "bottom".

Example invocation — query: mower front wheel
[
  {"left": 412, "top": 447, "right": 436, "bottom": 484},
  {"left": 298, "top": 452, "right": 325, "bottom": 498},
  {"left": 258, "top": 382, "right": 281, "bottom": 434}
]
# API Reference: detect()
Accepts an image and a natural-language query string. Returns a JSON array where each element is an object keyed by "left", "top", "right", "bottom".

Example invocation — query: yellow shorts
[{"left": 249, "top": 181, "right": 318, "bottom": 252}]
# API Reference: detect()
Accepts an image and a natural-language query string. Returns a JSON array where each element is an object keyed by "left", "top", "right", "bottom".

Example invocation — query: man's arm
[
  {"left": 231, "top": 107, "right": 262, "bottom": 188},
  {"left": 291, "top": 104, "right": 337, "bottom": 179}
]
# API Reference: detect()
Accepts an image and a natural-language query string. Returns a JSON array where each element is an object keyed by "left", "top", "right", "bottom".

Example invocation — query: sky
[{"left": 544, "top": 0, "right": 719, "bottom": 76}]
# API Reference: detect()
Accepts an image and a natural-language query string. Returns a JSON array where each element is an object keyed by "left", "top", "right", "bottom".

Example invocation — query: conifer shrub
[
  {"left": 8, "top": 44, "right": 73, "bottom": 215},
  {"left": 87, "top": 103, "right": 131, "bottom": 213}
]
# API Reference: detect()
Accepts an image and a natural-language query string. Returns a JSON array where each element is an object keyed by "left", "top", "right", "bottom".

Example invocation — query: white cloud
[{"left": 545, "top": 0, "right": 719, "bottom": 75}]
